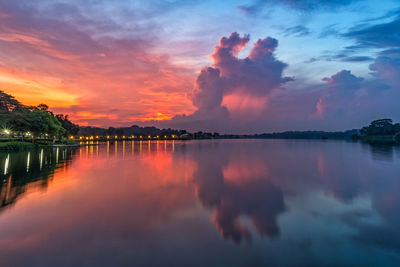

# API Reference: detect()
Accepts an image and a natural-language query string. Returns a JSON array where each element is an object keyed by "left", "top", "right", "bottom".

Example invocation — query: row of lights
[
  {"left": 77, "top": 135, "right": 177, "bottom": 140},
  {"left": 2, "top": 129, "right": 179, "bottom": 140},
  {"left": 1, "top": 129, "right": 32, "bottom": 136}
]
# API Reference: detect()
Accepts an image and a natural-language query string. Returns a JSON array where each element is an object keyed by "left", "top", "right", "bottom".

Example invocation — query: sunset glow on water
[{"left": 1, "top": 140, "right": 400, "bottom": 266}]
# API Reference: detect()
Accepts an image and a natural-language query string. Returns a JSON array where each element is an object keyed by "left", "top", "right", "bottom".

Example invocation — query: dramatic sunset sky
[{"left": 0, "top": 0, "right": 399, "bottom": 133}]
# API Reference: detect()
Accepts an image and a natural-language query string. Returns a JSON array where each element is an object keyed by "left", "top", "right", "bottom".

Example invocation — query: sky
[{"left": 0, "top": 0, "right": 399, "bottom": 133}]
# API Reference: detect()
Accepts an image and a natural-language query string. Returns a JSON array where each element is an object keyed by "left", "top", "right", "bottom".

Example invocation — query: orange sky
[
  {"left": 0, "top": 34, "right": 197, "bottom": 126},
  {"left": 0, "top": 3, "right": 199, "bottom": 127}
]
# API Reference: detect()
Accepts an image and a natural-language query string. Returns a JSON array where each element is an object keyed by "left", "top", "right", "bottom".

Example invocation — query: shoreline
[
  {"left": 0, "top": 141, "right": 80, "bottom": 151},
  {"left": 1, "top": 137, "right": 399, "bottom": 152}
]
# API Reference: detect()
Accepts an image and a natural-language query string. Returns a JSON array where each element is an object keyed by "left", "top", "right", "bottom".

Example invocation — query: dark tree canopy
[
  {"left": 56, "top": 114, "right": 80, "bottom": 135},
  {"left": 0, "top": 91, "right": 26, "bottom": 112},
  {"left": 0, "top": 90, "right": 79, "bottom": 138},
  {"left": 360, "top": 119, "right": 400, "bottom": 136}
]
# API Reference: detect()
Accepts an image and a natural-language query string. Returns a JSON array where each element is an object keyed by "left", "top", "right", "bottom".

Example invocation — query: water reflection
[
  {"left": 368, "top": 143, "right": 395, "bottom": 161},
  {"left": 0, "top": 148, "right": 75, "bottom": 211},
  {"left": 0, "top": 140, "right": 399, "bottom": 266},
  {"left": 192, "top": 147, "right": 286, "bottom": 243}
]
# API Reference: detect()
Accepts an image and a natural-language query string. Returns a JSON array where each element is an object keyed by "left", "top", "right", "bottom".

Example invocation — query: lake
[{"left": 1, "top": 139, "right": 400, "bottom": 266}]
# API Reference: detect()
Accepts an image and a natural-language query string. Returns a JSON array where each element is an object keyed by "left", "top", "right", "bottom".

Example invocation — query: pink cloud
[{"left": 165, "top": 32, "right": 294, "bottom": 131}]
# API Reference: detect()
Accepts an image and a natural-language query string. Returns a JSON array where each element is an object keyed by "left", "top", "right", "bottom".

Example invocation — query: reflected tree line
[{"left": 0, "top": 148, "right": 75, "bottom": 211}]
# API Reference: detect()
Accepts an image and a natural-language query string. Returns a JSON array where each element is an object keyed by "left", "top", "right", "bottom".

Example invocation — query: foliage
[
  {"left": 360, "top": 119, "right": 400, "bottom": 136},
  {"left": 56, "top": 114, "right": 80, "bottom": 135},
  {"left": 0, "top": 141, "right": 35, "bottom": 151},
  {"left": 0, "top": 91, "right": 26, "bottom": 112},
  {"left": 78, "top": 125, "right": 187, "bottom": 137},
  {"left": 395, "top": 132, "right": 400, "bottom": 143},
  {"left": 0, "top": 90, "right": 78, "bottom": 139}
]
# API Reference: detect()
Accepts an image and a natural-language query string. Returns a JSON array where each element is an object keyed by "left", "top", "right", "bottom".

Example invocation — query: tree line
[
  {"left": 0, "top": 90, "right": 79, "bottom": 140},
  {"left": 79, "top": 125, "right": 191, "bottom": 138},
  {"left": 360, "top": 119, "right": 400, "bottom": 136}
]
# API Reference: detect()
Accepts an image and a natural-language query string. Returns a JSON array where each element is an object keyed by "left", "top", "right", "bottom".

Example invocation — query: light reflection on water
[{"left": 0, "top": 140, "right": 400, "bottom": 267}]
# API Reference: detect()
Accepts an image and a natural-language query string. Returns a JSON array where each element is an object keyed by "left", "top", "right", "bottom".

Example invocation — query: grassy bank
[
  {"left": 0, "top": 140, "right": 78, "bottom": 151},
  {"left": 0, "top": 141, "right": 36, "bottom": 151}
]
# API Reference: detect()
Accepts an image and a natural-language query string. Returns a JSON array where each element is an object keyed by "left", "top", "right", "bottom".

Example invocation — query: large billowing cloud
[
  {"left": 193, "top": 32, "right": 294, "bottom": 110},
  {"left": 166, "top": 32, "right": 293, "bottom": 131},
  {"left": 156, "top": 29, "right": 400, "bottom": 133},
  {"left": 312, "top": 56, "right": 400, "bottom": 129},
  {"left": 315, "top": 70, "right": 364, "bottom": 119}
]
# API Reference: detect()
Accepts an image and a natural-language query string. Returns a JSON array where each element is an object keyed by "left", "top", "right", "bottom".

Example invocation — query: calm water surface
[{"left": 1, "top": 140, "right": 400, "bottom": 266}]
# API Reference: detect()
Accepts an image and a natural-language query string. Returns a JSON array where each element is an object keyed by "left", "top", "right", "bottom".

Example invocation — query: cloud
[
  {"left": 313, "top": 53, "right": 400, "bottom": 127},
  {"left": 343, "top": 12, "right": 400, "bottom": 49},
  {"left": 150, "top": 28, "right": 400, "bottom": 133},
  {"left": 191, "top": 145, "right": 286, "bottom": 244},
  {"left": 339, "top": 56, "right": 374, "bottom": 62},
  {"left": 238, "top": 0, "right": 360, "bottom": 14},
  {"left": 307, "top": 53, "right": 374, "bottom": 63},
  {"left": 167, "top": 32, "right": 293, "bottom": 130},
  {"left": 370, "top": 55, "right": 400, "bottom": 85},
  {"left": 214, "top": 33, "right": 293, "bottom": 96},
  {"left": 192, "top": 67, "right": 224, "bottom": 110},
  {"left": 283, "top": 25, "right": 311, "bottom": 37},
  {"left": 318, "top": 24, "right": 340, "bottom": 38},
  {"left": 315, "top": 70, "right": 363, "bottom": 118},
  {"left": 322, "top": 69, "right": 363, "bottom": 85}
]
